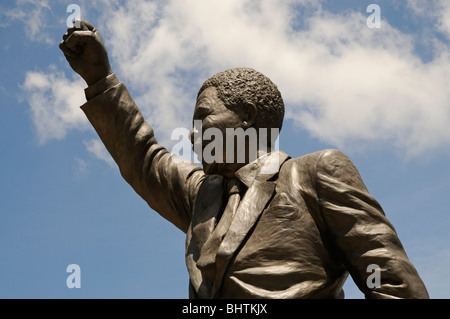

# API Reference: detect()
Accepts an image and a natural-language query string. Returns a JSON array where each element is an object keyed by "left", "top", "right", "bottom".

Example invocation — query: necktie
[{"left": 196, "top": 177, "right": 243, "bottom": 281}]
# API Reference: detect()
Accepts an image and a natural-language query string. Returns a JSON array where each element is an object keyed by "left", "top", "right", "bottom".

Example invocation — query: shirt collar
[{"left": 234, "top": 150, "right": 290, "bottom": 188}]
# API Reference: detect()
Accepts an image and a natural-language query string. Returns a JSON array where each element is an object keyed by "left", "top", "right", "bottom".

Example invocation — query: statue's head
[{"left": 191, "top": 67, "right": 285, "bottom": 177}]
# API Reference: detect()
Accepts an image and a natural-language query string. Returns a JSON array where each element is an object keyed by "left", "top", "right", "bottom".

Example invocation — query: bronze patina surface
[{"left": 60, "top": 20, "right": 429, "bottom": 299}]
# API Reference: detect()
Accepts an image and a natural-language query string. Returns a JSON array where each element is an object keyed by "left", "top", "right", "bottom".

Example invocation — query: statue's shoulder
[
  {"left": 286, "top": 148, "right": 345, "bottom": 163},
  {"left": 282, "top": 149, "right": 352, "bottom": 174}
]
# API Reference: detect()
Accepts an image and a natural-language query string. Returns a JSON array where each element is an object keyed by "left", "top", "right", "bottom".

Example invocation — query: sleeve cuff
[{"left": 84, "top": 73, "right": 119, "bottom": 100}]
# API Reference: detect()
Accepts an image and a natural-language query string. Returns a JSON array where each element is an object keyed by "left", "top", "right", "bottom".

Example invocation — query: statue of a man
[{"left": 60, "top": 20, "right": 429, "bottom": 298}]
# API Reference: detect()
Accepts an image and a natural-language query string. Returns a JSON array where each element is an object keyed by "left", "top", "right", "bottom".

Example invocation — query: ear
[{"left": 241, "top": 102, "right": 257, "bottom": 128}]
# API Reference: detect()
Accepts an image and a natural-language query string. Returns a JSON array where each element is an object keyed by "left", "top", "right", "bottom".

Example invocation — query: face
[{"left": 190, "top": 86, "right": 247, "bottom": 176}]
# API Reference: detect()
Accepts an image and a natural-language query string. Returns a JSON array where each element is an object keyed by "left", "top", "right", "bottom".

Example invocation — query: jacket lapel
[
  {"left": 191, "top": 175, "right": 225, "bottom": 249},
  {"left": 211, "top": 151, "right": 290, "bottom": 297},
  {"left": 186, "top": 174, "right": 225, "bottom": 298}
]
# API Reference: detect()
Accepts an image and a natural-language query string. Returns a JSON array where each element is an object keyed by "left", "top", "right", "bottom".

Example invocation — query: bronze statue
[{"left": 60, "top": 20, "right": 429, "bottom": 298}]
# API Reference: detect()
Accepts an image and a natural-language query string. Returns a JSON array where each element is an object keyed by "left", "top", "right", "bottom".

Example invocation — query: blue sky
[{"left": 1, "top": 0, "right": 450, "bottom": 298}]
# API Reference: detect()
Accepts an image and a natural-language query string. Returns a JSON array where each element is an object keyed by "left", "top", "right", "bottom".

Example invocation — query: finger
[
  {"left": 64, "top": 30, "right": 93, "bottom": 50},
  {"left": 62, "top": 31, "right": 72, "bottom": 41},
  {"left": 80, "top": 20, "right": 96, "bottom": 32},
  {"left": 62, "top": 26, "right": 76, "bottom": 41},
  {"left": 67, "top": 26, "right": 76, "bottom": 33},
  {"left": 72, "top": 20, "right": 97, "bottom": 32},
  {"left": 59, "top": 41, "right": 77, "bottom": 58}
]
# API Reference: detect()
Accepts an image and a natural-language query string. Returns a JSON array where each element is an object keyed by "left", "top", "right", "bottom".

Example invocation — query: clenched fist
[{"left": 59, "top": 20, "right": 112, "bottom": 86}]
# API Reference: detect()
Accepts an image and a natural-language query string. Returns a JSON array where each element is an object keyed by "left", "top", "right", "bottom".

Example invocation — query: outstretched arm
[{"left": 59, "top": 20, "right": 204, "bottom": 233}]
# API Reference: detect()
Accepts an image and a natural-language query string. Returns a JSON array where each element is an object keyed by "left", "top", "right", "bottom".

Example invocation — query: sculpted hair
[{"left": 198, "top": 68, "right": 285, "bottom": 131}]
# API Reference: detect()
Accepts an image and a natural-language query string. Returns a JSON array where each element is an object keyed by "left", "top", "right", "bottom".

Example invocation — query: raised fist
[{"left": 59, "top": 20, "right": 112, "bottom": 86}]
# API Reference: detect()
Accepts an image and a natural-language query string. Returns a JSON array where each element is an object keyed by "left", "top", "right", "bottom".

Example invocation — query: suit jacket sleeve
[
  {"left": 315, "top": 149, "right": 429, "bottom": 298},
  {"left": 80, "top": 74, "right": 204, "bottom": 233}
]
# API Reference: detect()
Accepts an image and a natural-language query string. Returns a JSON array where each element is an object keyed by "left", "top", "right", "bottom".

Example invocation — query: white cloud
[
  {"left": 73, "top": 157, "right": 89, "bottom": 182},
  {"left": 21, "top": 66, "right": 88, "bottom": 144},
  {"left": 280, "top": 11, "right": 450, "bottom": 155},
  {"left": 406, "top": 0, "right": 450, "bottom": 40},
  {"left": 4, "top": 0, "right": 55, "bottom": 45},
  {"left": 90, "top": 0, "right": 450, "bottom": 155},
  {"left": 20, "top": 0, "right": 450, "bottom": 156}
]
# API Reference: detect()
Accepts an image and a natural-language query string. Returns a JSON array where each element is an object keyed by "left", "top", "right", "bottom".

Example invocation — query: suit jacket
[{"left": 81, "top": 74, "right": 429, "bottom": 299}]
